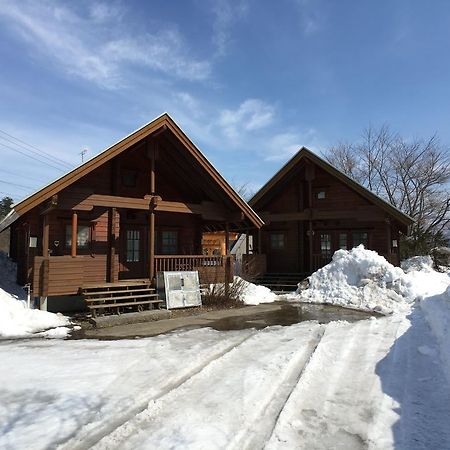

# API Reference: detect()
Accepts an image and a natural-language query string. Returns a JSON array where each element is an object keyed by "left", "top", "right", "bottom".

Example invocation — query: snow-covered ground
[
  {"left": 0, "top": 253, "right": 72, "bottom": 339},
  {"left": 1, "top": 248, "right": 450, "bottom": 449}
]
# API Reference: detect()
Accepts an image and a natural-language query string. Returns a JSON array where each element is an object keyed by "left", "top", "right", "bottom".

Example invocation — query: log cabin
[
  {"left": 0, "top": 113, "right": 263, "bottom": 311},
  {"left": 244, "top": 147, "right": 413, "bottom": 291}
]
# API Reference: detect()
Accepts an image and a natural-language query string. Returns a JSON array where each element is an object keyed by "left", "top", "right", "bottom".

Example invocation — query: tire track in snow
[
  {"left": 265, "top": 317, "right": 404, "bottom": 450},
  {"left": 227, "top": 325, "right": 326, "bottom": 450},
  {"left": 58, "top": 329, "right": 257, "bottom": 450},
  {"left": 91, "top": 323, "right": 326, "bottom": 450}
]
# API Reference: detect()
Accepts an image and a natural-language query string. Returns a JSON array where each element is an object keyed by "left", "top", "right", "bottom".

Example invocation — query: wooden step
[
  {"left": 85, "top": 293, "right": 160, "bottom": 303},
  {"left": 83, "top": 287, "right": 155, "bottom": 297},
  {"left": 82, "top": 279, "right": 151, "bottom": 290},
  {"left": 87, "top": 299, "right": 162, "bottom": 310}
]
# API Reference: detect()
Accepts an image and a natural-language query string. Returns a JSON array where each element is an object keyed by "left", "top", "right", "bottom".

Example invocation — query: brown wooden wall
[{"left": 255, "top": 160, "right": 402, "bottom": 273}]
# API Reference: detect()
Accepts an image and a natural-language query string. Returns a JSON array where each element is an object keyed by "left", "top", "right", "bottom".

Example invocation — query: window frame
[
  {"left": 270, "top": 232, "right": 285, "bottom": 250},
  {"left": 161, "top": 230, "right": 179, "bottom": 255},
  {"left": 65, "top": 223, "right": 91, "bottom": 250},
  {"left": 126, "top": 229, "right": 141, "bottom": 262}
]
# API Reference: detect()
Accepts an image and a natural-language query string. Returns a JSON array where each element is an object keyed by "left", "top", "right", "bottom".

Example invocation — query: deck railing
[{"left": 154, "top": 254, "right": 234, "bottom": 284}]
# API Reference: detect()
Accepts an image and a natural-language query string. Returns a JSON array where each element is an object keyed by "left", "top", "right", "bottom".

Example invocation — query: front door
[{"left": 119, "top": 225, "right": 147, "bottom": 279}]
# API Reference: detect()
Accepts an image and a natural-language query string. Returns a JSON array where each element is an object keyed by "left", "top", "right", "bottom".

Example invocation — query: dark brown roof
[
  {"left": 250, "top": 147, "right": 413, "bottom": 226},
  {"left": 1, "top": 113, "right": 264, "bottom": 230}
]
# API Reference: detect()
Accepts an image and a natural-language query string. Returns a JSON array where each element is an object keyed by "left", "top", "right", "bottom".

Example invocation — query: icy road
[{"left": 1, "top": 309, "right": 450, "bottom": 450}]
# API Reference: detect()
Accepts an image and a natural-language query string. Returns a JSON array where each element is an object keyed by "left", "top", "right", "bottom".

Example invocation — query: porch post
[
  {"left": 224, "top": 223, "right": 230, "bottom": 296},
  {"left": 108, "top": 207, "right": 117, "bottom": 282},
  {"left": 386, "top": 217, "right": 392, "bottom": 263},
  {"left": 258, "top": 228, "right": 262, "bottom": 254},
  {"left": 307, "top": 177, "right": 314, "bottom": 272},
  {"left": 149, "top": 141, "right": 156, "bottom": 281},
  {"left": 245, "top": 230, "right": 250, "bottom": 255},
  {"left": 42, "top": 214, "right": 49, "bottom": 257},
  {"left": 71, "top": 211, "right": 78, "bottom": 257},
  {"left": 149, "top": 210, "right": 155, "bottom": 281}
]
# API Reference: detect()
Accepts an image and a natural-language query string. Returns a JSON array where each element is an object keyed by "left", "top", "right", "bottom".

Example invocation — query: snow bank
[
  {"left": 293, "top": 246, "right": 411, "bottom": 314},
  {"left": 208, "top": 276, "right": 278, "bottom": 305},
  {"left": 401, "top": 255, "right": 434, "bottom": 273},
  {"left": 0, "top": 288, "right": 71, "bottom": 339},
  {"left": 0, "top": 252, "right": 71, "bottom": 339},
  {"left": 237, "top": 276, "right": 278, "bottom": 305},
  {"left": 420, "top": 284, "right": 450, "bottom": 383}
]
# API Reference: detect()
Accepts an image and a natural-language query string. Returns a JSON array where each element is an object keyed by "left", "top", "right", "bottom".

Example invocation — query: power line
[
  {"left": 0, "top": 178, "right": 35, "bottom": 191},
  {"left": 0, "top": 141, "right": 67, "bottom": 172},
  {"left": 0, "top": 168, "right": 48, "bottom": 184},
  {"left": 0, "top": 129, "right": 73, "bottom": 169}
]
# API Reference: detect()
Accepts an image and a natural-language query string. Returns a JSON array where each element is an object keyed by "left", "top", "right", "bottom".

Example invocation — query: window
[
  {"left": 126, "top": 230, "right": 140, "bottom": 262},
  {"left": 320, "top": 233, "right": 332, "bottom": 258},
  {"left": 317, "top": 191, "right": 326, "bottom": 199},
  {"left": 270, "top": 233, "right": 285, "bottom": 250},
  {"left": 122, "top": 169, "right": 137, "bottom": 187},
  {"left": 339, "top": 233, "right": 348, "bottom": 250},
  {"left": 66, "top": 225, "right": 90, "bottom": 249},
  {"left": 353, "top": 231, "right": 368, "bottom": 248},
  {"left": 161, "top": 231, "right": 178, "bottom": 254}
]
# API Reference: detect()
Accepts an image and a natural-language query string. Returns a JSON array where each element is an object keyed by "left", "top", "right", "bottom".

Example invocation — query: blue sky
[{"left": 0, "top": 0, "right": 450, "bottom": 201}]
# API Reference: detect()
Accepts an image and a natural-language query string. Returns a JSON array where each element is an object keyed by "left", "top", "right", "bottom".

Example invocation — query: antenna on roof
[{"left": 80, "top": 148, "right": 87, "bottom": 163}]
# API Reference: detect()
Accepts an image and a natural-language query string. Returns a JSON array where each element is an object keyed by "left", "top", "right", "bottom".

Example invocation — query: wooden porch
[{"left": 32, "top": 254, "right": 234, "bottom": 297}]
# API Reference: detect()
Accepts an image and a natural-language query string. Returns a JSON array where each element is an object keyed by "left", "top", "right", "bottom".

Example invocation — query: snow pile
[
  {"left": 0, "top": 287, "right": 71, "bottom": 338},
  {"left": 294, "top": 246, "right": 412, "bottom": 314},
  {"left": 0, "top": 251, "right": 24, "bottom": 298},
  {"left": 420, "top": 284, "right": 450, "bottom": 382},
  {"left": 0, "top": 252, "right": 72, "bottom": 339},
  {"left": 237, "top": 276, "right": 278, "bottom": 305},
  {"left": 401, "top": 255, "right": 434, "bottom": 273}
]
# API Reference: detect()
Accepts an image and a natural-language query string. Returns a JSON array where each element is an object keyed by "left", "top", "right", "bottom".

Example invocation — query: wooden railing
[
  {"left": 32, "top": 255, "right": 116, "bottom": 297},
  {"left": 242, "top": 254, "right": 267, "bottom": 278},
  {"left": 154, "top": 255, "right": 234, "bottom": 284}
]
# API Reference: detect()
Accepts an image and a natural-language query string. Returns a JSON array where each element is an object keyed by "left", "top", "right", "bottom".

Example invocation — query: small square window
[
  {"left": 270, "top": 233, "right": 285, "bottom": 250},
  {"left": 317, "top": 191, "right": 326, "bottom": 199}
]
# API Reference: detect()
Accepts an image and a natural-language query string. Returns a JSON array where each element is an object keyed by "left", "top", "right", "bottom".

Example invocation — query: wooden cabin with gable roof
[
  {"left": 0, "top": 113, "right": 263, "bottom": 311},
  {"left": 243, "top": 147, "right": 413, "bottom": 291}
]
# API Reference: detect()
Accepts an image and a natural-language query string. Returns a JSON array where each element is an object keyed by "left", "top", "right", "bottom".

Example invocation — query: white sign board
[{"left": 156, "top": 271, "right": 202, "bottom": 309}]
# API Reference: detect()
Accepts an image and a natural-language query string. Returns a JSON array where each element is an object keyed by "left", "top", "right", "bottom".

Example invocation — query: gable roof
[
  {"left": 0, "top": 113, "right": 263, "bottom": 231},
  {"left": 250, "top": 147, "right": 413, "bottom": 226}
]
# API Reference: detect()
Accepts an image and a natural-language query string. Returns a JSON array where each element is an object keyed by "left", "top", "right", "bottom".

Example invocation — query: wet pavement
[{"left": 74, "top": 301, "right": 378, "bottom": 340}]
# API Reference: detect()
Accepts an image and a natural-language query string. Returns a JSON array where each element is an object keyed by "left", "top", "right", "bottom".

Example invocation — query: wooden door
[{"left": 119, "top": 225, "right": 147, "bottom": 279}]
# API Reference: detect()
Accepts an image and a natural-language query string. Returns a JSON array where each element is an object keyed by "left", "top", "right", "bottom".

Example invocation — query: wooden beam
[
  {"left": 71, "top": 211, "right": 78, "bottom": 257},
  {"left": 42, "top": 214, "right": 49, "bottom": 257},
  {"left": 156, "top": 200, "right": 230, "bottom": 221},
  {"left": 40, "top": 195, "right": 58, "bottom": 215},
  {"left": 245, "top": 230, "right": 249, "bottom": 255},
  {"left": 149, "top": 143, "right": 156, "bottom": 282},
  {"left": 108, "top": 207, "right": 117, "bottom": 282},
  {"left": 260, "top": 207, "right": 385, "bottom": 224}
]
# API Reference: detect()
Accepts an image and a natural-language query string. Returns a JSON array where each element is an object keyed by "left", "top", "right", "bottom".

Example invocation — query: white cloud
[
  {"left": 264, "top": 129, "right": 319, "bottom": 161},
  {"left": 219, "top": 99, "right": 275, "bottom": 139},
  {"left": 210, "top": 0, "right": 249, "bottom": 56},
  {"left": 0, "top": 1, "right": 211, "bottom": 88}
]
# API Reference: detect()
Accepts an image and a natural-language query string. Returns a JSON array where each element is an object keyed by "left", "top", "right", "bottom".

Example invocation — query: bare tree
[{"left": 325, "top": 125, "right": 450, "bottom": 256}]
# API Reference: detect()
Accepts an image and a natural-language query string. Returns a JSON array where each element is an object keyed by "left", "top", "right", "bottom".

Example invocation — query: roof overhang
[
  {"left": 250, "top": 147, "right": 414, "bottom": 227},
  {"left": 0, "top": 113, "right": 264, "bottom": 231}
]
